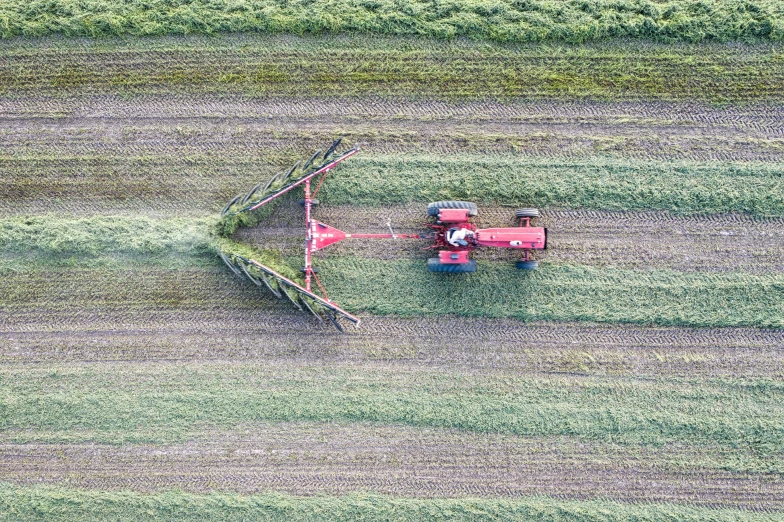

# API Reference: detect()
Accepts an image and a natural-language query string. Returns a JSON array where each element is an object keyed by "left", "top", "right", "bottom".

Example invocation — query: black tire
[
  {"left": 301, "top": 266, "right": 320, "bottom": 274},
  {"left": 515, "top": 208, "right": 539, "bottom": 218},
  {"left": 427, "top": 258, "right": 477, "bottom": 273},
  {"left": 298, "top": 199, "right": 320, "bottom": 206},
  {"left": 516, "top": 260, "right": 539, "bottom": 270},
  {"left": 427, "top": 201, "right": 478, "bottom": 217}
]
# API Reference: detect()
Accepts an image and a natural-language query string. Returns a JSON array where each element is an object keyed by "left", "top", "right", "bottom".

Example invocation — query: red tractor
[{"left": 423, "top": 201, "right": 546, "bottom": 272}]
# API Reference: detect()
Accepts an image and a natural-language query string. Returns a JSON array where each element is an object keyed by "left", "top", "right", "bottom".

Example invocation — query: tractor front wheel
[
  {"left": 427, "top": 258, "right": 477, "bottom": 273},
  {"left": 515, "top": 208, "right": 539, "bottom": 218},
  {"left": 427, "top": 201, "right": 478, "bottom": 217},
  {"left": 515, "top": 260, "right": 539, "bottom": 270}
]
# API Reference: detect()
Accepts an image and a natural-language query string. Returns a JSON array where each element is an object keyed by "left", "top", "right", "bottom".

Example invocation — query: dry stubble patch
[{"left": 2, "top": 96, "right": 784, "bottom": 162}]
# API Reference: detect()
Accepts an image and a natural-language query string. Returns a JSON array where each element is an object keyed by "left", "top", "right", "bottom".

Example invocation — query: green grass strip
[
  {"left": 5, "top": 154, "right": 782, "bottom": 216},
  {"left": 1, "top": 0, "right": 783, "bottom": 43},
  {"left": 1, "top": 484, "right": 778, "bottom": 522},
  {"left": 323, "top": 154, "right": 784, "bottom": 216},
  {"left": 2, "top": 364, "right": 783, "bottom": 457},
  {"left": 1, "top": 484, "right": 780, "bottom": 522},
  {"left": 1, "top": 35, "right": 782, "bottom": 102},
  {"left": 318, "top": 258, "right": 784, "bottom": 328},
  {"left": 0, "top": 215, "right": 214, "bottom": 258}
]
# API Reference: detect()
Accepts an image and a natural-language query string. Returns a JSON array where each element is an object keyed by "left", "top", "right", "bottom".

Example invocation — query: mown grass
[
  {"left": 1, "top": 34, "right": 782, "bottom": 102},
  {"left": 2, "top": 484, "right": 778, "bottom": 522},
  {"left": 324, "top": 154, "right": 784, "bottom": 216},
  {"left": 0, "top": 215, "right": 213, "bottom": 258},
  {"left": 1, "top": 0, "right": 783, "bottom": 43},
  {"left": 5, "top": 154, "right": 784, "bottom": 217},
  {"left": 2, "top": 363, "right": 782, "bottom": 459},
  {"left": 318, "top": 258, "right": 784, "bottom": 328}
]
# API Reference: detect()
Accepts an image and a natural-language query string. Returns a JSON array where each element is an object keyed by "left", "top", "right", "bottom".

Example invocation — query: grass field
[{"left": 1, "top": 20, "right": 784, "bottom": 522}]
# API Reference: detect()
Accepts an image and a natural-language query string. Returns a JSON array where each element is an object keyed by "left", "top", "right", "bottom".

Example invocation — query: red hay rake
[{"left": 218, "top": 139, "right": 547, "bottom": 332}]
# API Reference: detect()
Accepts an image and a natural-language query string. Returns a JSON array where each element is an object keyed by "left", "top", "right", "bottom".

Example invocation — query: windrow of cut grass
[
  {"left": 5, "top": 154, "right": 784, "bottom": 217},
  {"left": 1, "top": 34, "right": 782, "bottom": 102},
  {"left": 1, "top": 0, "right": 782, "bottom": 43},
  {"left": 2, "top": 483, "right": 778, "bottom": 522},
  {"left": 2, "top": 362, "right": 783, "bottom": 458},
  {"left": 0, "top": 215, "right": 213, "bottom": 259},
  {"left": 324, "top": 154, "right": 784, "bottom": 217},
  {"left": 317, "top": 258, "right": 784, "bottom": 328}
]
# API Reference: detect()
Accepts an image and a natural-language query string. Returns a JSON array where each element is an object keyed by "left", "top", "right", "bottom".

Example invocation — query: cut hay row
[
  {"left": 2, "top": 361, "right": 782, "bottom": 455},
  {"left": 2, "top": 0, "right": 783, "bottom": 42},
  {"left": 1, "top": 483, "right": 778, "bottom": 522},
  {"left": 3, "top": 153, "right": 784, "bottom": 217},
  {"left": 317, "top": 257, "right": 784, "bottom": 328},
  {"left": 1, "top": 35, "right": 783, "bottom": 103}
]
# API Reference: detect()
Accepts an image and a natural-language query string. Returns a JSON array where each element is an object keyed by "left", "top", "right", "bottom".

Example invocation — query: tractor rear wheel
[
  {"left": 427, "top": 258, "right": 477, "bottom": 273},
  {"left": 427, "top": 201, "right": 478, "bottom": 217},
  {"left": 515, "top": 208, "right": 539, "bottom": 218},
  {"left": 515, "top": 260, "right": 539, "bottom": 270},
  {"left": 299, "top": 199, "right": 320, "bottom": 206}
]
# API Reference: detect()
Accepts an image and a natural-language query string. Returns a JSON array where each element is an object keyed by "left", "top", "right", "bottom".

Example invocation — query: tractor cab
[{"left": 446, "top": 227, "right": 475, "bottom": 247}]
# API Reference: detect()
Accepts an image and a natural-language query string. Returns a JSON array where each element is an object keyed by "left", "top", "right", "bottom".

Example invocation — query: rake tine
[
  {"left": 240, "top": 262, "right": 262, "bottom": 286},
  {"left": 323, "top": 137, "right": 342, "bottom": 160},
  {"left": 281, "top": 286, "right": 303, "bottom": 311},
  {"left": 241, "top": 182, "right": 262, "bottom": 205},
  {"left": 259, "top": 272, "right": 282, "bottom": 298},
  {"left": 301, "top": 150, "right": 322, "bottom": 172},
  {"left": 325, "top": 311, "right": 344, "bottom": 333},
  {"left": 299, "top": 295, "right": 323, "bottom": 322},
  {"left": 221, "top": 194, "right": 242, "bottom": 215},
  {"left": 261, "top": 171, "right": 279, "bottom": 194},
  {"left": 219, "top": 252, "right": 242, "bottom": 277},
  {"left": 279, "top": 160, "right": 301, "bottom": 184}
]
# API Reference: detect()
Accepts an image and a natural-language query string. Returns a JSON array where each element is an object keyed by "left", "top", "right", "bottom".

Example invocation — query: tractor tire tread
[
  {"left": 515, "top": 208, "right": 539, "bottom": 218},
  {"left": 427, "top": 201, "right": 478, "bottom": 217},
  {"left": 427, "top": 258, "right": 477, "bottom": 273}
]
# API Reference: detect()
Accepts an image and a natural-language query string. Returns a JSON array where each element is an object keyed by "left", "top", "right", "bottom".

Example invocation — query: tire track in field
[
  {"left": 1, "top": 425, "right": 781, "bottom": 510},
  {"left": 237, "top": 201, "right": 784, "bottom": 273}
]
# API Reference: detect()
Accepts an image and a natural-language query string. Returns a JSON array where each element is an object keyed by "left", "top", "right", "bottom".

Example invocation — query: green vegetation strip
[
  {"left": 2, "top": 484, "right": 778, "bottom": 522},
  {"left": 0, "top": 216, "right": 213, "bottom": 259},
  {"left": 1, "top": 35, "right": 782, "bottom": 102},
  {"left": 1, "top": 0, "right": 782, "bottom": 43},
  {"left": 319, "top": 258, "right": 784, "bottom": 328},
  {"left": 2, "top": 363, "right": 782, "bottom": 457},
  {"left": 325, "top": 155, "right": 784, "bottom": 216},
  {"left": 5, "top": 155, "right": 784, "bottom": 217}
]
